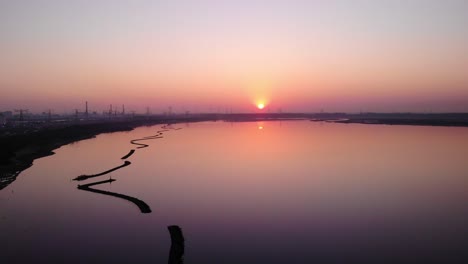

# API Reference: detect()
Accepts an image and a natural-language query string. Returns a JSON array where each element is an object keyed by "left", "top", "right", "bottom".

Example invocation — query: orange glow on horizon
[{"left": 257, "top": 103, "right": 265, "bottom": 109}]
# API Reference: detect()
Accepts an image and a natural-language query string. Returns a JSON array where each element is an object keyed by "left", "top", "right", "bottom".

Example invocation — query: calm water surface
[{"left": 1, "top": 121, "right": 467, "bottom": 263}]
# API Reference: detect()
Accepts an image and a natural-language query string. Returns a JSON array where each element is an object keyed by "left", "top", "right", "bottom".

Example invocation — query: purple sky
[{"left": 1, "top": 0, "right": 467, "bottom": 113}]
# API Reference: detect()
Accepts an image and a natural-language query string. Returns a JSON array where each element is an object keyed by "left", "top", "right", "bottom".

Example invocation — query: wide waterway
[{"left": 1, "top": 121, "right": 468, "bottom": 263}]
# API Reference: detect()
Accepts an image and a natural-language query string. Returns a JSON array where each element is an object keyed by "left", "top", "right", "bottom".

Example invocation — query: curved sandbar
[
  {"left": 130, "top": 135, "right": 163, "bottom": 149},
  {"left": 129, "top": 126, "right": 181, "bottom": 150},
  {"left": 72, "top": 125, "right": 183, "bottom": 214},
  {"left": 130, "top": 140, "right": 149, "bottom": 149},
  {"left": 121, "top": 149, "right": 135, "bottom": 160},
  {"left": 73, "top": 161, "right": 131, "bottom": 181},
  {"left": 77, "top": 179, "right": 152, "bottom": 214}
]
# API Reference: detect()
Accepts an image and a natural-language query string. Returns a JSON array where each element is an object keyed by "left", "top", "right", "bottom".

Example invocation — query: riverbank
[
  {"left": 0, "top": 116, "right": 210, "bottom": 190},
  {"left": 1, "top": 112, "right": 468, "bottom": 190},
  {"left": 0, "top": 116, "right": 214, "bottom": 167},
  {"left": 315, "top": 113, "right": 468, "bottom": 127}
]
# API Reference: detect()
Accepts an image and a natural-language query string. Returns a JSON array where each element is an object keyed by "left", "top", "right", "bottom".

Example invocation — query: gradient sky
[{"left": 1, "top": 0, "right": 467, "bottom": 113}]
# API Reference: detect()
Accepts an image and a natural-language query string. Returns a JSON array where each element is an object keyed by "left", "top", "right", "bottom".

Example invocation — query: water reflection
[
  {"left": 257, "top": 121, "right": 264, "bottom": 130},
  {"left": 2, "top": 121, "right": 468, "bottom": 263}
]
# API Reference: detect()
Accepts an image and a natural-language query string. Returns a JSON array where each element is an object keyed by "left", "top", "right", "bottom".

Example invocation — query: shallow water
[{"left": 1, "top": 121, "right": 468, "bottom": 263}]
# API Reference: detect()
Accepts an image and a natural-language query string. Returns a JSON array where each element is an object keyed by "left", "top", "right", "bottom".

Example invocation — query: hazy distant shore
[
  {"left": 1, "top": 112, "right": 468, "bottom": 190},
  {"left": 312, "top": 113, "right": 468, "bottom": 127}
]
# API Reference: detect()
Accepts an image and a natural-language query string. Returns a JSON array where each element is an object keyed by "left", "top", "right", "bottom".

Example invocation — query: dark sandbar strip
[
  {"left": 121, "top": 149, "right": 135, "bottom": 160},
  {"left": 73, "top": 161, "right": 131, "bottom": 181},
  {"left": 77, "top": 179, "right": 152, "bottom": 214}
]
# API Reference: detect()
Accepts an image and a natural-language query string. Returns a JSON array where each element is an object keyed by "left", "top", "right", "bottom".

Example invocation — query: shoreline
[
  {"left": 0, "top": 117, "right": 200, "bottom": 190},
  {"left": 1, "top": 113, "right": 468, "bottom": 190},
  {"left": 325, "top": 114, "right": 468, "bottom": 127}
]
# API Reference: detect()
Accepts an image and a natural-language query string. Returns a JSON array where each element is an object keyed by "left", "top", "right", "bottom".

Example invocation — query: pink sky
[{"left": 1, "top": 1, "right": 467, "bottom": 113}]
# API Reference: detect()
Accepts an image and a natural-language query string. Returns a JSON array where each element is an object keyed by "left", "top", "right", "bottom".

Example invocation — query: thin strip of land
[
  {"left": 77, "top": 178, "right": 152, "bottom": 214},
  {"left": 73, "top": 161, "right": 132, "bottom": 181}
]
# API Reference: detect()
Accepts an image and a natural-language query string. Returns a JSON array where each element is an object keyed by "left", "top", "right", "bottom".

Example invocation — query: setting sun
[{"left": 257, "top": 103, "right": 265, "bottom": 109}]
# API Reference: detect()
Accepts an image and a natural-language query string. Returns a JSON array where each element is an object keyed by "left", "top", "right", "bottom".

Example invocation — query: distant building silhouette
[{"left": 0, "top": 113, "right": 6, "bottom": 125}]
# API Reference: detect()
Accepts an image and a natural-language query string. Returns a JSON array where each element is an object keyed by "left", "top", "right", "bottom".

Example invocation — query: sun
[{"left": 257, "top": 103, "right": 265, "bottom": 110}]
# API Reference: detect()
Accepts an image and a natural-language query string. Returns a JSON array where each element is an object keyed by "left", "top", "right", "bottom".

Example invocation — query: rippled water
[{"left": 1, "top": 121, "right": 467, "bottom": 263}]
